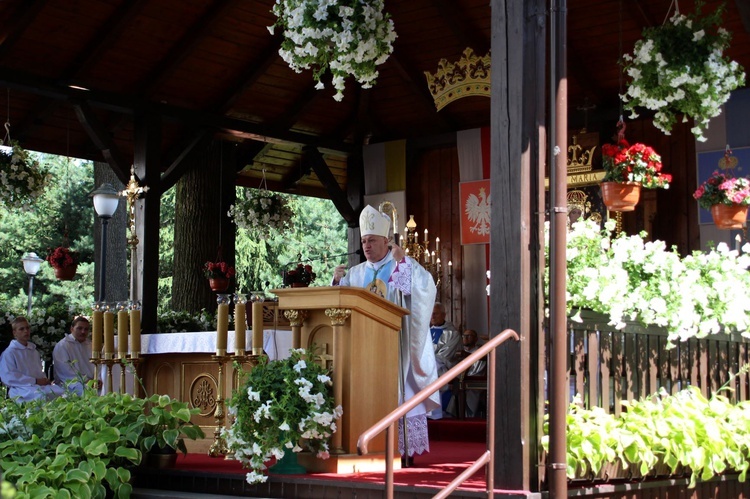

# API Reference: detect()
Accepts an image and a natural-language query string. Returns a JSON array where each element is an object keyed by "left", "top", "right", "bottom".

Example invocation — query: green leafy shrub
[
  {"left": 543, "top": 368, "right": 750, "bottom": 487},
  {"left": 0, "top": 385, "right": 203, "bottom": 497}
]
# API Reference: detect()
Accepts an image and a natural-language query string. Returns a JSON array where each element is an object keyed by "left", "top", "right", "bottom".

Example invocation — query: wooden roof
[{"left": 0, "top": 0, "right": 748, "bottom": 197}]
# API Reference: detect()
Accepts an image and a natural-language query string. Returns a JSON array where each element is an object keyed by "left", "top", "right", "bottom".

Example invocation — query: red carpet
[{"left": 171, "top": 419, "right": 493, "bottom": 492}]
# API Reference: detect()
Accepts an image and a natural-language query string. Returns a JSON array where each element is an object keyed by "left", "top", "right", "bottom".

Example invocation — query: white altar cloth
[{"left": 102, "top": 329, "right": 292, "bottom": 394}]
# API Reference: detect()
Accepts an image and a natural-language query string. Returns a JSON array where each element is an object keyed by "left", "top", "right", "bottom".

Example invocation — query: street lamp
[
  {"left": 90, "top": 183, "right": 121, "bottom": 302},
  {"left": 21, "top": 252, "right": 44, "bottom": 316}
]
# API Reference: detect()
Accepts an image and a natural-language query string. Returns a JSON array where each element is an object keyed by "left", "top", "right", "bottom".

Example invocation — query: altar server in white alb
[
  {"left": 53, "top": 315, "right": 100, "bottom": 395},
  {"left": 332, "top": 205, "right": 439, "bottom": 464},
  {"left": 0, "top": 316, "right": 65, "bottom": 402}
]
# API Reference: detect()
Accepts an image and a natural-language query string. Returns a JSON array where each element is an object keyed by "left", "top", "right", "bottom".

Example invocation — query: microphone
[{"left": 284, "top": 249, "right": 361, "bottom": 268}]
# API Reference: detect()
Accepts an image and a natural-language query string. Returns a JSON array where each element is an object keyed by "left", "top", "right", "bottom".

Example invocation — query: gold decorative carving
[
  {"left": 424, "top": 47, "right": 491, "bottom": 111},
  {"left": 567, "top": 134, "right": 597, "bottom": 175},
  {"left": 284, "top": 309, "right": 309, "bottom": 327},
  {"left": 325, "top": 308, "right": 351, "bottom": 326},
  {"left": 190, "top": 374, "right": 217, "bottom": 417}
]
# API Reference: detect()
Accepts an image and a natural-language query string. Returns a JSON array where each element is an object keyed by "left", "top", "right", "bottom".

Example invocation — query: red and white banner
[{"left": 459, "top": 179, "right": 491, "bottom": 245}]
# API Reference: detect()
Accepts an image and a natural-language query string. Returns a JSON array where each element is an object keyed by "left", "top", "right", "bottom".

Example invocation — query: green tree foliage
[
  {"left": 233, "top": 188, "right": 348, "bottom": 293},
  {"left": 158, "top": 186, "right": 176, "bottom": 310},
  {"left": 0, "top": 152, "right": 95, "bottom": 316}
]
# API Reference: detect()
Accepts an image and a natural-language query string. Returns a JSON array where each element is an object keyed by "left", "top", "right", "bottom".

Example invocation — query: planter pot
[
  {"left": 710, "top": 203, "right": 748, "bottom": 230},
  {"left": 269, "top": 448, "right": 306, "bottom": 475},
  {"left": 54, "top": 264, "right": 77, "bottom": 280},
  {"left": 601, "top": 181, "right": 641, "bottom": 212},
  {"left": 208, "top": 277, "right": 229, "bottom": 292},
  {"left": 145, "top": 448, "right": 178, "bottom": 469}
]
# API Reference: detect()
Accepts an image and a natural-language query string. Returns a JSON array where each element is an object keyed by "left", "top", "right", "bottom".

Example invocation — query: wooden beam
[
  {"left": 137, "top": 0, "right": 238, "bottom": 97},
  {"left": 161, "top": 129, "right": 213, "bottom": 192},
  {"left": 0, "top": 68, "right": 354, "bottom": 154},
  {"left": 72, "top": 100, "right": 130, "bottom": 182},
  {"left": 736, "top": 0, "right": 750, "bottom": 33},
  {"left": 0, "top": 0, "right": 49, "bottom": 59},
  {"left": 302, "top": 146, "right": 356, "bottom": 224},
  {"left": 61, "top": 0, "right": 149, "bottom": 84}
]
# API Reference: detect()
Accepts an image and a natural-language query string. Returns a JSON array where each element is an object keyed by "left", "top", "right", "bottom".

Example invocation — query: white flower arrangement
[
  {"left": 553, "top": 219, "right": 750, "bottom": 345},
  {"left": 228, "top": 188, "right": 294, "bottom": 239},
  {"left": 0, "top": 141, "right": 51, "bottom": 211},
  {"left": 226, "top": 348, "right": 342, "bottom": 484},
  {"left": 268, "top": 0, "right": 397, "bottom": 101},
  {"left": 620, "top": 1, "right": 746, "bottom": 142}
]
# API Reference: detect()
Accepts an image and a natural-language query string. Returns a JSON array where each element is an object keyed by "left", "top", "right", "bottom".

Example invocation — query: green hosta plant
[
  {"left": 543, "top": 366, "right": 750, "bottom": 487},
  {"left": 0, "top": 383, "right": 204, "bottom": 497}
]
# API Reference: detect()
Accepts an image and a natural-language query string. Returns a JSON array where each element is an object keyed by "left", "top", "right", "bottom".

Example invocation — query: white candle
[
  {"left": 235, "top": 301, "right": 246, "bottom": 355},
  {"left": 736, "top": 234, "right": 741, "bottom": 253},
  {"left": 91, "top": 310, "right": 103, "bottom": 359},
  {"left": 436, "top": 236, "right": 440, "bottom": 254},
  {"left": 437, "top": 258, "right": 441, "bottom": 272},
  {"left": 129, "top": 309, "right": 141, "bottom": 357},
  {"left": 431, "top": 250, "right": 436, "bottom": 264},
  {"left": 216, "top": 303, "right": 228, "bottom": 355},
  {"left": 117, "top": 310, "right": 128, "bottom": 359},
  {"left": 252, "top": 301, "right": 263, "bottom": 355},
  {"left": 424, "top": 229, "right": 428, "bottom": 243},
  {"left": 103, "top": 311, "right": 114, "bottom": 359}
]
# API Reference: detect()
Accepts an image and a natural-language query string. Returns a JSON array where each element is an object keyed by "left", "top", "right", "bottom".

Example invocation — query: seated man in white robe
[
  {"left": 332, "top": 205, "right": 439, "bottom": 467},
  {"left": 52, "top": 316, "right": 100, "bottom": 395},
  {"left": 0, "top": 316, "right": 64, "bottom": 402}
]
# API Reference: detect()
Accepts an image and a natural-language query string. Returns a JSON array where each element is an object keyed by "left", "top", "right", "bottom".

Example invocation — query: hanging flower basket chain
[
  {"left": 620, "top": 0, "right": 746, "bottom": 141},
  {"left": 268, "top": 0, "right": 397, "bottom": 102}
]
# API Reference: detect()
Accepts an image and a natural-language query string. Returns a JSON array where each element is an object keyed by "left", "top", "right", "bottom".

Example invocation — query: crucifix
[{"left": 120, "top": 166, "right": 149, "bottom": 303}]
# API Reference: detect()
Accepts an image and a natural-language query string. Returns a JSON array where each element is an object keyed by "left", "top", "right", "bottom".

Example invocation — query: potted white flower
[
  {"left": 620, "top": 1, "right": 746, "bottom": 142},
  {"left": 225, "top": 348, "right": 342, "bottom": 484},
  {"left": 268, "top": 0, "right": 397, "bottom": 101}
]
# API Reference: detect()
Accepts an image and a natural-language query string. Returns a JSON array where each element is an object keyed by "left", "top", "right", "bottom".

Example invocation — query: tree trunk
[
  {"left": 93, "top": 162, "right": 128, "bottom": 304},
  {"left": 172, "top": 141, "right": 236, "bottom": 314}
]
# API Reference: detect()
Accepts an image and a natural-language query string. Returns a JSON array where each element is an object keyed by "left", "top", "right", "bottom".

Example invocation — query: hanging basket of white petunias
[
  {"left": 269, "top": 0, "right": 397, "bottom": 102},
  {"left": 620, "top": 1, "right": 745, "bottom": 142}
]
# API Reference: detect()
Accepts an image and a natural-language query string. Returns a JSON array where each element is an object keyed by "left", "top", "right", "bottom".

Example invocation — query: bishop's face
[{"left": 361, "top": 235, "right": 390, "bottom": 263}]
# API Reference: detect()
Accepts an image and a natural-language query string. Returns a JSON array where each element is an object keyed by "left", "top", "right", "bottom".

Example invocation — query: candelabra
[
  {"left": 401, "top": 215, "right": 442, "bottom": 287},
  {"left": 208, "top": 354, "right": 231, "bottom": 457}
]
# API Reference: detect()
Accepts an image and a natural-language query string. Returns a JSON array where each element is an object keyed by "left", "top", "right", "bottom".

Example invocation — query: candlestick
[
  {"left": 424, "top": 228, "right": 428, "bottom": 243},
  {"left": 216, "top": 294, "right": 230, "bottom": 356},
  {"left": 91, "top": 302, "right": 103, "bottom": 359},
  {"left": 431, "top": 250, "right": 436, "bottom": 264},
  {"left": 251, "top": 292, "right": 264, "bottom": 356},
  {"left": 117, "top": 302, "right": 129, "bottom": 360},
  {"left": 234, "top": 293, "right": 247, "bottom": 356},
  {"left": 129, "top": 301, "right": 141, "bottom": 358},
  {"left": 436, "top": 236, "right": 440, "bottom": 254},
  {"left": 103, "top": 306, "right": 115, "bottom": 359},
  {"left": 437, "top": 258, "right": 441, "bottom": 272}
]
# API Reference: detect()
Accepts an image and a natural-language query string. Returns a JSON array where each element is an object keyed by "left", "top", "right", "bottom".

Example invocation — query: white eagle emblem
[{"left": 465, "top": 187, "right": 491, "bottom": 236}]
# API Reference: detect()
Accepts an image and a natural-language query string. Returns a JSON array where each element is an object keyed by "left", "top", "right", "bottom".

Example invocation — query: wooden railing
[
  {"left": 358, "top": 329, "right": 519, "bottom": 499},
  {"left": 559, "top": 310, "right": 750, "bottom": 415}
]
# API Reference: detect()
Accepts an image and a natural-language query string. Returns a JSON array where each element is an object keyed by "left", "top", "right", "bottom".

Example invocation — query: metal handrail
[{"left": 357, "top": 328, "right": 520, "bottom": 499}]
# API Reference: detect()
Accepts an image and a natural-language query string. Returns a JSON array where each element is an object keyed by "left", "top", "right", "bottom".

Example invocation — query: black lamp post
[
  {"left": 90, "top": 183, "right": 121, "bottom": 302},
  {"left": 21, "top": 252, "right": 44, "bottom": 316}
]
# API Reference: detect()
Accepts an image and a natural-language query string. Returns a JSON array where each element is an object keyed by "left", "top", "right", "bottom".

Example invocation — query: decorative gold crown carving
[
  {"left": 424, "top": 47, "right": 491, "bottom": 111},
  {"left": 567, "top": 135, "right": 596, "bottom": 175}
]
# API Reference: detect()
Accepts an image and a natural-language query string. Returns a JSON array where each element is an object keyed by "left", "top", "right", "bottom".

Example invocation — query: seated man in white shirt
[
  {"left": 52, "top": 316, "right": 100, "bottom": 395},
  {"left": 0, "top": 316, "right": 65, "bottom": 402}
]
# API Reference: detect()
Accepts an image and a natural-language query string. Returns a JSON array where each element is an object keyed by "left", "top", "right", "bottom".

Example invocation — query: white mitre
[{"left": 359, "top": 205, "right": 391, "bottom": 237}]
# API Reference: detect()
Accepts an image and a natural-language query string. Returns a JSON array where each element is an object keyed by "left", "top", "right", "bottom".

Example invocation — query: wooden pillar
[
  {"left": 490, "top": 0, "right": 546, "bottom": 491},
  {"left": 283, "top": 309, "right": 308, "bottom": 350},
  {"left": 133, "top": 109, "right": 161, "bottom": 334},
  {"left": 325, "top": 307, "right": 351, "bottom": 455}
]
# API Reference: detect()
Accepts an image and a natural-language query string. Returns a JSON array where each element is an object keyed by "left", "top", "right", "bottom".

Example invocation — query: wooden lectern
[{"left": 273, "top": 286, "right": 409, "bottom": 473}]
